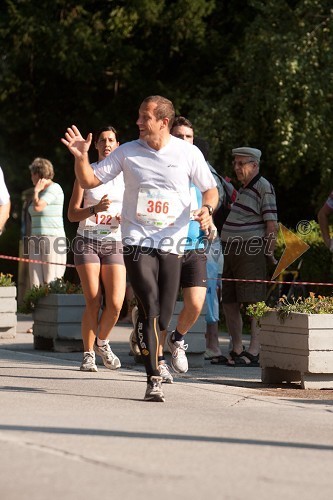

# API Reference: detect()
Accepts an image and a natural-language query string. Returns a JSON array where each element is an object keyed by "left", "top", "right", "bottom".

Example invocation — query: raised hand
[
  {"left": 61, "top": 125, "right": 92, "bottom": 159},
  {"left": 34, "top": 178, "right": 49, "bottom": 194}
]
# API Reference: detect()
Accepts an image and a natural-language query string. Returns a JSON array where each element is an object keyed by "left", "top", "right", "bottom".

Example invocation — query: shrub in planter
[
  {"left": 248, "top": 293, "right": 333, "bottom": 323},
  {"left": 0, "top": 273, "right": 16, "bottom": 287},
  {"left": 19, "top": 278, "right": 82, "bottom": 314},
  {"left": 19, "top": 278, "right": 85, "bottom": 352},
  {"left": 0, "top": 273, "right": 17, "bottom": 339},
  {"left": 247, "top": 294, "right": 333, "bottom": 389}
]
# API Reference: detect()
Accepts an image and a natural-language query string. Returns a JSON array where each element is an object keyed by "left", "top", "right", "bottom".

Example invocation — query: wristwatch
[
  {"left": 89, "top": 206, "right": 95, "bottom": 215},
  {"left": 203, "top": 204, "right": 214, "bottom": 216}
]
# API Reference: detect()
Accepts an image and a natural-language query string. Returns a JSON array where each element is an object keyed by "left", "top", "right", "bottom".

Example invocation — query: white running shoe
[
  {"left": 132, "top": 305, "right": 139, "bottom": 326},
  {"left": 129, "top": 306, "right": 141, "bottom": 357},
  {"left": 94, "top": 340, "right": 121, "bottom": 369},
  {"left": 144, "top": 376, "right": 165, "bottom": 402},
  {"left": 158, "top": 362, "right": 174, "bottom": 384},
  {"left": 129, "top": 328, "right": 141, "bottom": 357},
  {"left": 80, "top": 351, "right": 98, "bottom": 372},
  {"left": 166, "top": 331, "right": 189, "bottom": 373}
]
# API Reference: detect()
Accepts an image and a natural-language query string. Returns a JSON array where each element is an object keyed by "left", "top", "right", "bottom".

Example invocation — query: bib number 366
[
  {"left": 136, "top": 188, "right": 181, "bottom": 227},
  {"left": 147, "top": 200, "right": 169, "bottom": 214}
]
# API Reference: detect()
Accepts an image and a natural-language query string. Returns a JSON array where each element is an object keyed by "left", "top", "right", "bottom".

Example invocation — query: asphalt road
[{"left": 0, "top": 316, "right": 332, "bottom": 500}]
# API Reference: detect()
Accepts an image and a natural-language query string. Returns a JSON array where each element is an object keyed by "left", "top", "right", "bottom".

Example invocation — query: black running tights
[{"left": 124, "top": 246, "right": 183, "bottom": 378}]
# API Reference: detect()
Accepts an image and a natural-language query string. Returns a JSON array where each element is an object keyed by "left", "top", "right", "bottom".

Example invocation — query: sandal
[
  {"left": 211, "top": 349, "right": 245, "bottom": 366},
  {"left": 210, "top": 354, "right": 228, "bottom": 365},
  {"left": 228, "top": 351, "right": 260, "bottom": 367},
  {"left": 205, "top": 349, "right": 222, "bottom": 360}
]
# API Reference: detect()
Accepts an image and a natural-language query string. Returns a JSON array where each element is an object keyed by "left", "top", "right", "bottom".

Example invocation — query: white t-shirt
[
  {"left": 0, "top": 167, "right": 10, "bottom": 205},
  {"left": 77, "top": 162, "right": 124, "bottom": 241},
  {"left": 94, "top": 136, "right": 216, "bottom": 254}
]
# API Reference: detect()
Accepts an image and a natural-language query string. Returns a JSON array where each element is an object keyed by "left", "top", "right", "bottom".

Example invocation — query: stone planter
[
  {"left": 166, "top": 301, "right": 206, "bottom": 368},
  {"left": 0, "top": 286, "right": 17, "bottom": 339},
  {"left": 33, "top": 294, "right": 85, "bottom": 352},
  {"left": 260, "top": 311, "right": 333, "bottom": 389}
]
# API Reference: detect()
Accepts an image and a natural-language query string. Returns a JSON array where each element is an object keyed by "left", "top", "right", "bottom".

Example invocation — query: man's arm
[
  {"left": 193, "top": 187, "right": 219, "bottom": 232},
  {"left": 74, "top": 156, "right": 101, "bottom": 189},
  {"left": 318, "top": 203, "right": 333, "bottom": 249},
  {"left": 61, "top": 125, "right": 101, "bottom": 189},
  {"left": 265, "top": 220, "right": 279, "bottom": 264},
  {"left": 0, "top": 201, "right": 10, "bottom": 233},
  {"left": 202, "top": 187, "right": 219, "bottom": 212}
]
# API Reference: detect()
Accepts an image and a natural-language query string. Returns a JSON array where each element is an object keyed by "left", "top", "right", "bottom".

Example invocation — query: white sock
[{"left": 97, "top": 338, "right": 108, "bottom": 347}]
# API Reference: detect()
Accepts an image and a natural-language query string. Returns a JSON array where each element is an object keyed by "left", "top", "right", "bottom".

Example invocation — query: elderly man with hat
[{"left": 211, "top": 147, "right": 278, "bottom": 367}]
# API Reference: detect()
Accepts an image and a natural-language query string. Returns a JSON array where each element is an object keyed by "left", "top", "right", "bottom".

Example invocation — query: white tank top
[{"left": 77, "top": 162, "right": 125, "bottom": 241}]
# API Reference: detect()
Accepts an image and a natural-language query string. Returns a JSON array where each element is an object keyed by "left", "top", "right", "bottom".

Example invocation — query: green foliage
[
  {"left": 247, "top": 301, "right": 272, "bottom": 321},
  {"left": 278, "top": 293, "right": 333, "bottom": 318},
  {"left": 0, "top": 273, "right": 15, "bottom": 286},
  {"left": 19, "top": 278, "right": 82, "bottom": 314},
  {"left": 1, "top": 0, "right": 333, "bottom": 284},
  {"left": 189, "top": 0, "right": 333, "bottom": 224},
  {"left": 247, "top": 293, "right": 333, "bottom": 324}
]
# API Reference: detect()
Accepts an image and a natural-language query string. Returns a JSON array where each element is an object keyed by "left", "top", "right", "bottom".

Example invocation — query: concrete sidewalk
[{"left": 0, "top": 315, "right": 332, "bottom": 500}]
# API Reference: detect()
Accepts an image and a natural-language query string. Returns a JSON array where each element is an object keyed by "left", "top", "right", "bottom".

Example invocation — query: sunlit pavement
[{"left": 0, "top": 315, "right": 332, "bottom": 500}]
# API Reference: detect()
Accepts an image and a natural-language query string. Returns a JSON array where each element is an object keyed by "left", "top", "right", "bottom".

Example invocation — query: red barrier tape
[
  {"left": 220, "top": 277, "right": 333, "bottom": 286},
  {"left": 0, "top": 254, "right": 76, "bottom": 268},
  {"left": 0, "top": 253, "right": 332, "bottom": 286}
]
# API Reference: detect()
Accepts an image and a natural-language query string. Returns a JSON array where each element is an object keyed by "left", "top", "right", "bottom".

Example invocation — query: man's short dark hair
[{"left": 171, "top": 116, "right": 194, "bottom": 132}]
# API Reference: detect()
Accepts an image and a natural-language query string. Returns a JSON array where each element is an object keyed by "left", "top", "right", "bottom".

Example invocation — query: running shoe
[
  {"left": 132, "top": 305, "right": 139, "bottom": 326},
  {"left": 94, "top": 340, "right": 121, "bottom": 369},
  {"left": 80, "top": 351, "right": 98, "bottom": 372},
  {"left": 129, "top": 305, "right": 142, "bottom": 360},
  {"left": 158, "top": 362, "right": 174, "bottom": 384},
  {"left": 144, "top": 376, "right": 165, "bottom": 402},
  {"left": 166, "top": 331, "right": 188, "bottom": 373},
  {"left": 129, "top": 328, "right": 141, "bottom": 356},
  {"left": 129, "top": 306, "right": 141, "bottom": 355}
]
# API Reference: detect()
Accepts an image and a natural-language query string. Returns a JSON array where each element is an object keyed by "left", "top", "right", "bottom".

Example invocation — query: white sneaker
[
  {"left": 129, "top": 328, "right": 141, "bottom": 356},
  {"left": 129, "top": 306, "right": 141, "bottom": 356},
  {"left": 94, "top": 340, "right": 121, "bottom": 370},
  {"left": 132, "top": 305, "right": 138, "bottom": 326},
  {"left": 80, "top": 351, "right": 98, "bottom": 372},
  {"left": 158, "top": 362, "right": 174, "bottom": 384},
  {"left": 144, "top": 376, "right": 165, "bottom": 402},
  {"left": 166, "top": 331, "right": 188, "bottom": 373}
]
